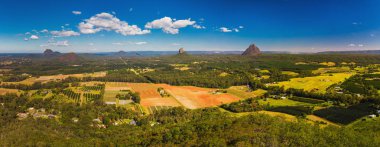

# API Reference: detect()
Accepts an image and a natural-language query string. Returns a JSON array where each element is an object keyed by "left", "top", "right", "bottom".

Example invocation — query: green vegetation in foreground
[{"left": 1, "top": 94, "right": 380, "bottom": 146}]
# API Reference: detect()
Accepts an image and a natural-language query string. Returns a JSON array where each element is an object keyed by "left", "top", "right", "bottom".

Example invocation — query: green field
[
  {"left": 281, "top": 71, "right": 299, "bottom": 76},
  {"left": 272, "top": 73, "right": 355, "bottom": 93},
  {"left": 312, "top": 66, "right": 351, "bottom": 74},
  {"left": 258, "top": 98, "right": 313, "bottom": 107},
  {"left": 227, "top": 86, "right": 267, "bottom": 99}
]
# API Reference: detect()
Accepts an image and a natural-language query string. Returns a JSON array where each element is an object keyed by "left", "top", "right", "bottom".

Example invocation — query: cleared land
[
  {"left": 271, "top": 73, "right": 354, "bottom": 93},
  {"left": 258, "top": 98, "right": 314, "bottom": 107},
  {"left": 227, "top": 86, "right": 267, "bottom": 99},
  {"left": 104, "top": 82, "right": 131, "bottom": 102},
  {"left": 0, "top": 88, "right": 19, "bottom": 95},
  {"left": 281, "top": 71, "right": 299, "bottom": 76},
  {"left": 158, "top": 84, "right": 240, "bottom": 109},
  {"left": 1, "top": 72, "right": 106, "bottom": 85},
  {"left": 312, "top": 67, "right": 351, "bottom": 74}
]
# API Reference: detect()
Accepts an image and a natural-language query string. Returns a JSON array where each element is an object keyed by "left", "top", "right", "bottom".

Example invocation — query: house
[
  {"left": 93, "top": 118, "right": 102, "bottom": 123},
  {"left": 72, "top": 117, "right": 79, "bottom": 123},
  {"left": 369, "top": 114, "right": 376, "bottom": 118},
  {"left": 17, "top": 113, "right": 28, "bottom": 120},
  {"left": 130, "top": 120, "right": 137, "bottom": 126}
]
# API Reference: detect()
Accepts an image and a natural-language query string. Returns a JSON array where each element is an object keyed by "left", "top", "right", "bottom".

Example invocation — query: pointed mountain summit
[
  {"left": 43, "top": 49, "right": 61, "bottom": 57},
  {"left": 178, "top": 48, "right": 186, "bottom": 54},
  {"left": 242, "top": 44, "right": 261, "bottom": 56}
]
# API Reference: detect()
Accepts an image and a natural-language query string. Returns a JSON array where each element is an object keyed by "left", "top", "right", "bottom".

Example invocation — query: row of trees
[{"left": 62, "top": 89, "right": 80, "bottom": 102}]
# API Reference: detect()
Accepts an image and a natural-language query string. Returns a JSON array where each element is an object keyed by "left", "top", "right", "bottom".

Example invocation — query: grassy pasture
[
  {"left": 312, "top": 66, "right": 351, "bottom": 74},
  {"left": 104, "top": 82, "right": 131, "bottom": 103},
  {"left": 319, "top": 62, "right": 336, "bottom": 66},
  {"left": 258, "top": 98, "right": 314, "bottom": 107},
  {"left": 0, "top": 88, "right": 19, "bottom": 95},
  {"left": 281, "top": 71, "right": 299, "bottom": 76},
  {"left": 272, "top": 73, "right": 355, "bottom": 93},
  {"left": 227, "top": 86, "right": 267, "bottom": 99},
  {"left": 259, "top": 69, "right": 270, "bottom": 74}
]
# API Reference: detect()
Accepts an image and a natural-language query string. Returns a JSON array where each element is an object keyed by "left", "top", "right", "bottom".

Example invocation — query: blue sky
[{"left": 0, "top": 0, "right": 379, "bottom": 53}]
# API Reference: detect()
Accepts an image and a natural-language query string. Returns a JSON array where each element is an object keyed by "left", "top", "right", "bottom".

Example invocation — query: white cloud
[
  {"left": 55, "top": 40, "right": 70, "bottom": 46},
  {"left": 88, "top": 43, "right": 94, "bottom": 46},
  {"left": 358, "top": 44, "right": 364, "bottom": 47},
  {"left": 112, "top": 42, "right": 123, "bottom": 45},
  {"left": 171, "top": 43, "right": 181, "bottom": 46},
  {"left": 51, "top": 30, "right": 80, "bottom": 37},
  {"left": 193, "top": 24, "right": 205, "bottom": 29},
  {"left": 30, "top": 35, "right": 39, "bottom": 40},
  {"left": 25, "top": 32, "right": 31, "bottom": 35},
  {"left": 40, "top": 29, "right": 49, "bottom": 33},
  {"left": 129, "top": 8, "right": 133, "bottom": 12},
  {"left": 370, "top": 34, "right": 375, "bottom": 37},
  {"left": 239, "top": 26, "right": 244, "bottom": 29},
  {"left": 78, "top": 12, "right": 150, "bottom": 36},
  {"left": 24, "top": 38, "right": 29, "bottom": 41},
  {"left": 145, "top": 17, "right": 196, "bottom": 34},
  {"left": 220, "top": 27, "right": 232, "bottom": 32},
  {"left": 40, "top": 40, "right": 70, "bottom": 47},
  {"left": 348, "top": 43, "right": 356, "bottom": 47},
  {"left": 40, "top": 44, "right": 49, "bottom": 47},
  {"left": 233, "top": 28, "right": 239, "bottom": 32},
  {"left": 135, "top": 42, "right": 147, "bottom": 45},
  {"left": 72, "top": 11, "right": 82, "bottom": 15}
]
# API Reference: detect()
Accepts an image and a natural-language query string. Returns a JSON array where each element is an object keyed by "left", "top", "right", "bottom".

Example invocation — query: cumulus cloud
[
  {"left": 51, "top": 30, "right": 80, "bottom": 37},
  {"left": 72, "top": 11, "right": 82, "bottom": 15},
  {"left": 40, "top": 29, "right": 49, "bottom": 33},
  {"left": 78, "top": 12, "right": 150, "bottom": 36},
  {"left": 55, "top": 40, "right": 70, "bottom": 46},
  {"left": 40, "top": 40, "right": 70, "bottom": 47},
  {"left": 145, "top": 17, "right": 196, "bottom": 34},
  {"left": 135, "top": 41, "right": 147, "bottom": 45},
  {"left": 112, "top": 42, "right": 123, "bottom": 45},
  {"left": 233, "top": 28, "right": 239, "bottom": 32},
  {"left": 30, "top": 35, "right": 39, "bottom": 40},
  {"left": 219, "top": 27, "right": 232, "bottom": 32},
  {"left": 239, "top": 26, "right": 244, "bottom": 29},
  {"left": 193, "top": 24, "right": 205, "bottom": 29}
]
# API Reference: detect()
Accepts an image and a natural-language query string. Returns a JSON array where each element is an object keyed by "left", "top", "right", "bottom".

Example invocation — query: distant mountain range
[
  {"left": 318, "top": 50, "right": 380, "bottom": 54},
  {"left": 1, "top": 50, "right": 379, "bottom": 58}
]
